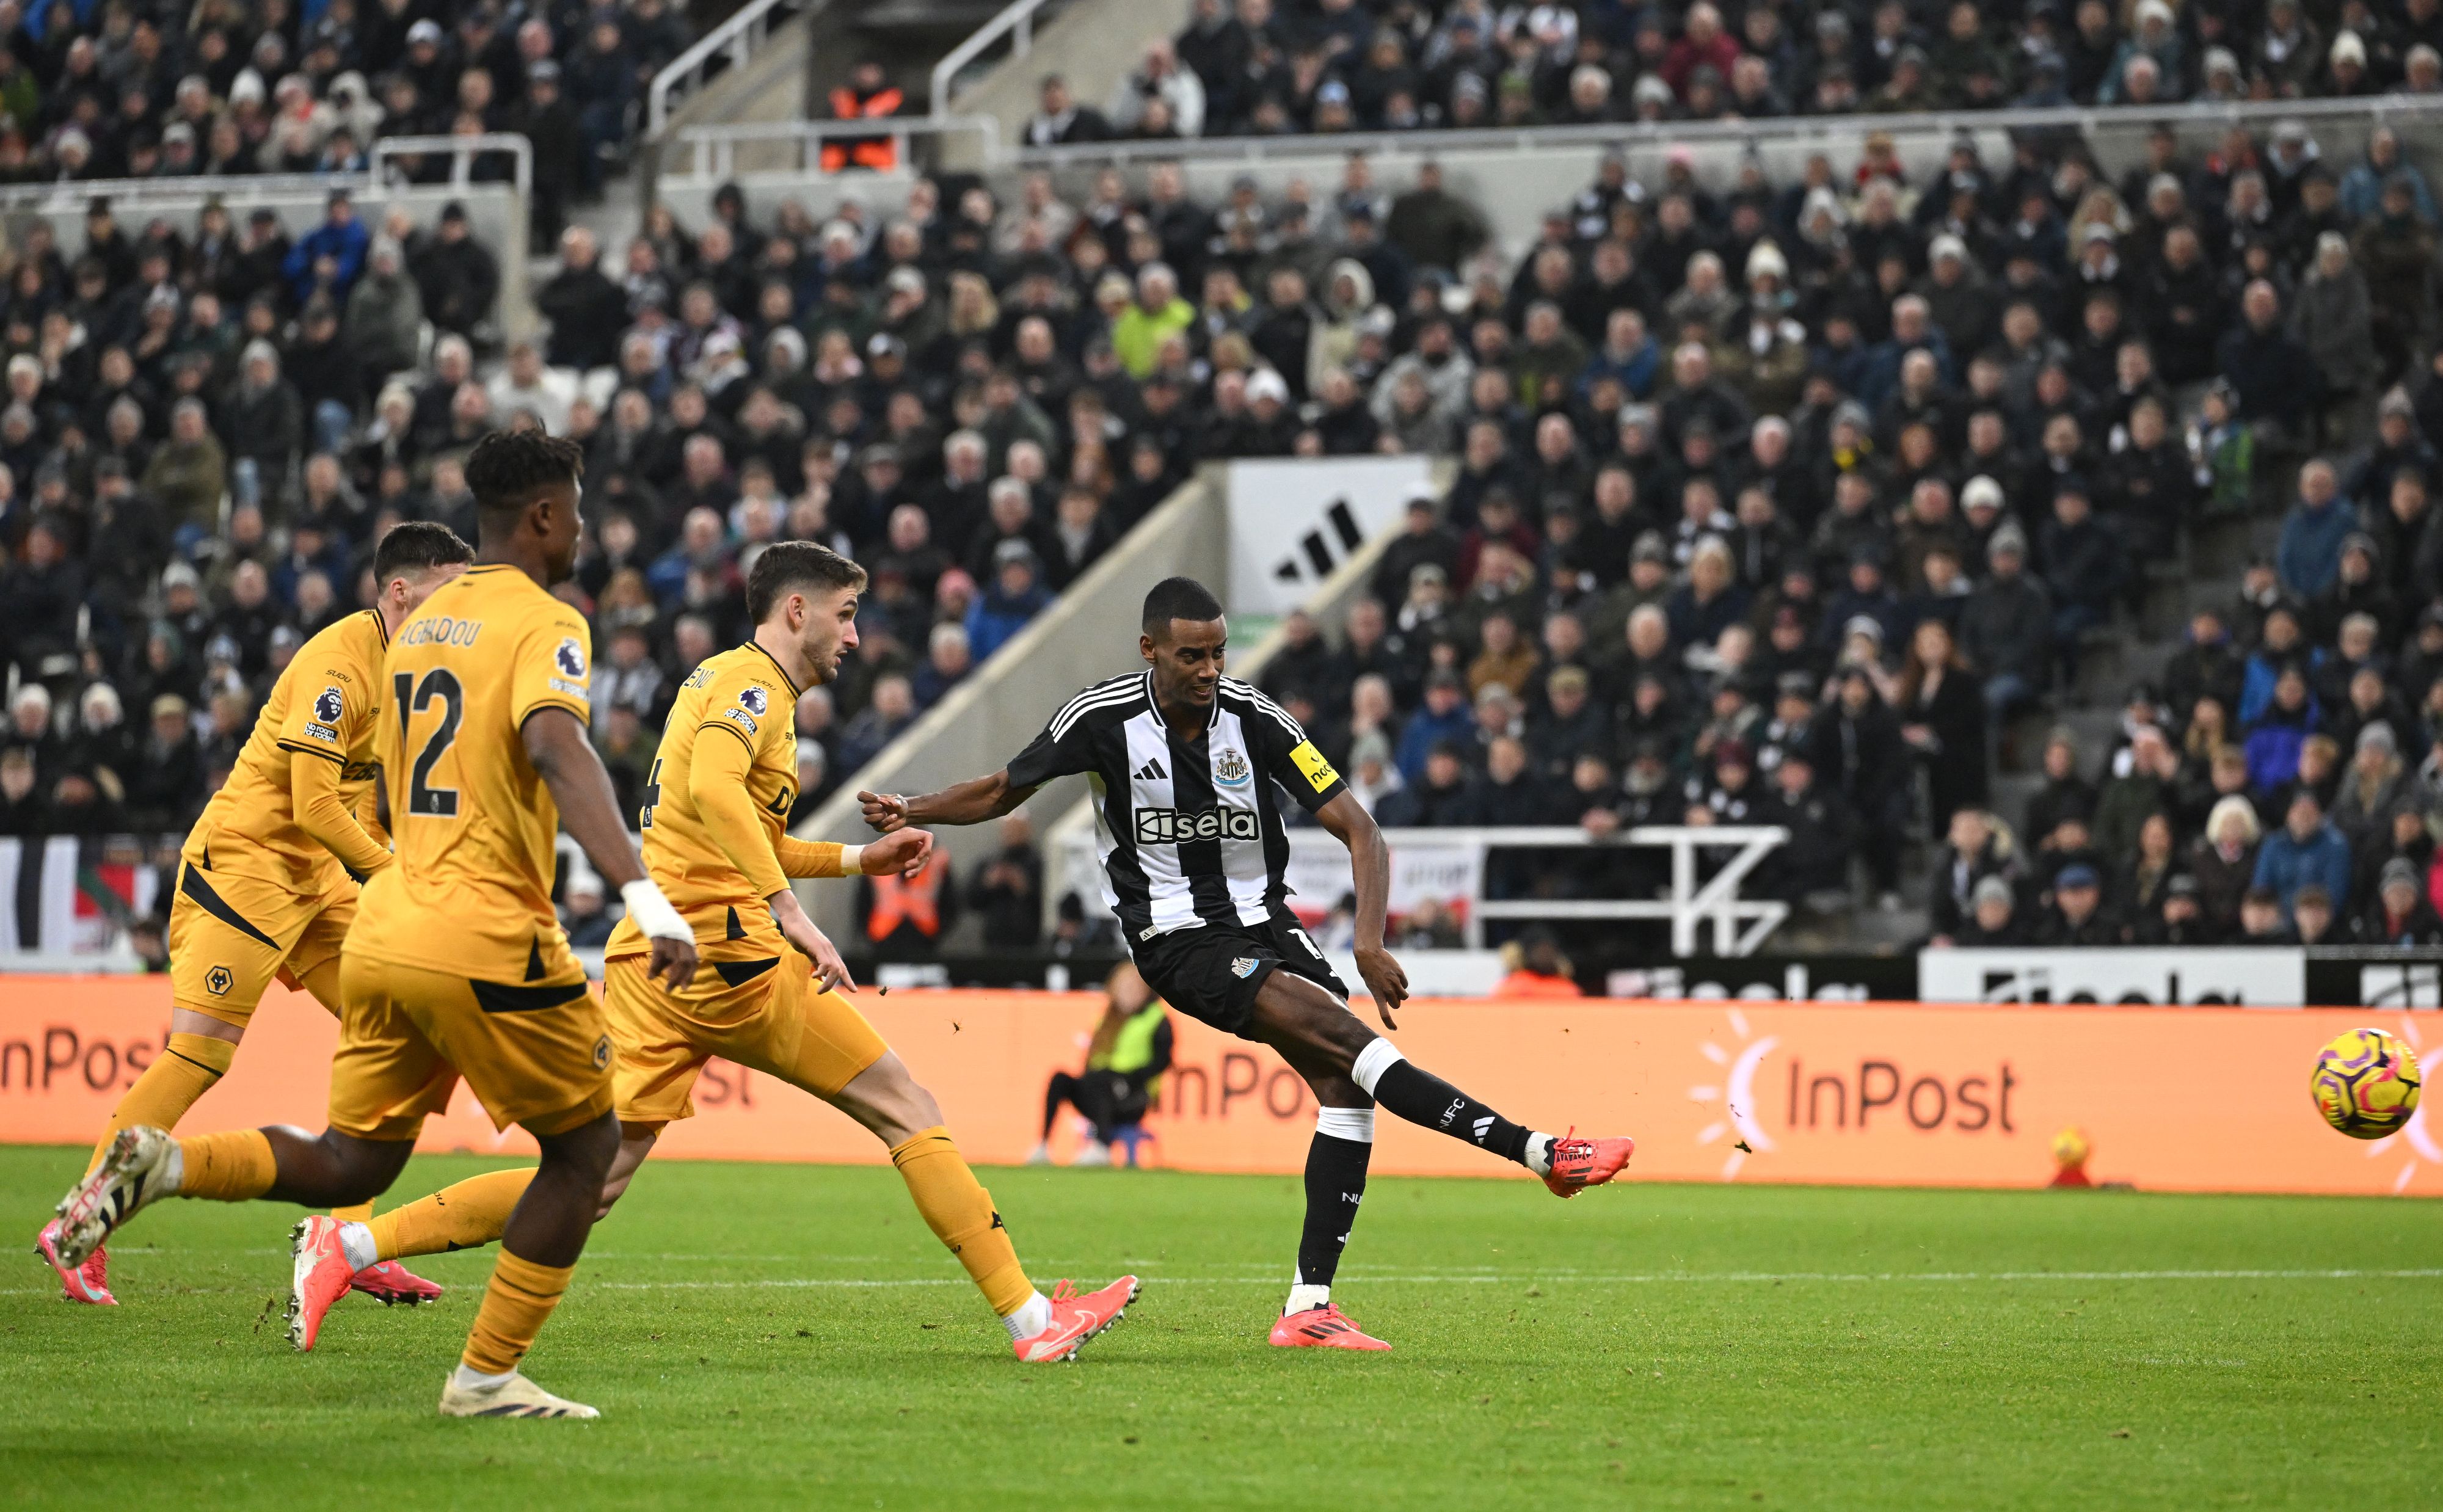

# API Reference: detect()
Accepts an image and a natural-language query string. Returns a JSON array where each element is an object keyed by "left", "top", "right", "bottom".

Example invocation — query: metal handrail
[
  {"left": 647, "top": 0, "right": 827, "bottom": 138},
  {"left": 0, "top": 172, "right": 346, "bottom": 208},
  {"left": 1011, "top": 89, "right": 2443, "bottom": 169},
  {"left": 664, "top": 113, "right": 999, "bottom": 183},
  {"left": 1057, "top": 823, "right": 1794, "bottom": 958},
  {"left": 368, "top": 133, "right": 533, "bottom": 198},
  {"left": 0, "top": 135, "right": 533, "bottom": 209},
  {"left": 931, "top": 0, "right": 1055, "bottom": 112}
]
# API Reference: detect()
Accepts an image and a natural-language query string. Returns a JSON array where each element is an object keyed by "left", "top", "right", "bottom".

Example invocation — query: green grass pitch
[{"left": 2, "top": 1145, "right": 2438, "bottom": 1510}]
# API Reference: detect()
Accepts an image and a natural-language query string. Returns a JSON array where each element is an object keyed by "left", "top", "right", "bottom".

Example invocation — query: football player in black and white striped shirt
[{"left": 862, "top": 577, "right": 1634, "bottom": 1350}]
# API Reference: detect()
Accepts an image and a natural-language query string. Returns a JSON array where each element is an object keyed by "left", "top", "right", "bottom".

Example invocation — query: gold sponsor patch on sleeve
[{"left": 1289, "top": 740, "right": 1340, "bottom": 793}]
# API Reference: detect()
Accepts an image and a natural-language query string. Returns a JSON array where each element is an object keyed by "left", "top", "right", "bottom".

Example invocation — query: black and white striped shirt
[{"left": 1006, "top": 671, "right": 1349, "bottom": 943}]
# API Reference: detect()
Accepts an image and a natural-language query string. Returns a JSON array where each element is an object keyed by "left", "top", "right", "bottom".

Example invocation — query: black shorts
[{"left": 1127, "top": 913, "right": 1349, "bottom": 1037}]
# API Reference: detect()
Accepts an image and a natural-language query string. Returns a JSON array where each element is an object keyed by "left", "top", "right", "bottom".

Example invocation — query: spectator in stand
[
  {"left": 2041, "top": 863, "right": 2119, "bottom": 944},
  {"left": 965, "top": 541, "right": 1054, "bottom": 661},
  {"left": 1960, "top": 526, "right": 2050, "bottom": 720},
  {"left": 2292, "top": 884, "right": 2342, "bottom": 945},
  {"left": 1955, "top": 874, "right": 2027, "bottom": 945},
  {"left": 1023, "top": 74, "right": 1113, "bottom": 147},
  {"left": 2358, "top": 856, "right": 2443, "bottom": 943},
  {"left": 2254, "top": 789, "right": 2354, "bottom": 917},
  {"left": 967, "top": 814, "right": 1044, "bottom": 950},
  {"left": 2277, "top": 459, "right": 2356, "bottom": 600},
  {"left": 912, "top": 622, "right": 974, "bottom": 710}
]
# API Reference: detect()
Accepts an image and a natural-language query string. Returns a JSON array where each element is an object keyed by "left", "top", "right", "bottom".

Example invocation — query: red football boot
[
  {"left": 34, "top": 1218, "right": 115, "bottom": 1305},
  {"left": 1012, "top": 1276, "right": 1140, "bottom": 1363},
  {"left": 284, "top": 1216, "right": 358, "bottom": 1351},
  {"left": 1542, "top": 1129, "right": 1636, "bottom": 1198},
  {"left": 350, "top": 1259, "right": 444, "bottom": 1306},
  {"left": 1268, "top": 1303, "right": 1391, "bottom": 1351}
]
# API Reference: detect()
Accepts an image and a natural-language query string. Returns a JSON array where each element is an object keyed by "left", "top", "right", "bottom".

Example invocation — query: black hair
[
  {"left": 1141, "top": 576, "right": 1224, "bottom": 638},
  {"left": 464, "top": 429, "right": 583, "bottom": 515},
  {"left": 371, "top": 519, "right": 473, "bottom": 583},
  {"left": 748, "top": 540, "right": 867, "bottom": 623}
]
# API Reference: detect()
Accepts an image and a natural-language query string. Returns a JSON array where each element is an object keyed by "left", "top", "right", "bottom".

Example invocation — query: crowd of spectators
[
  {"left": 0, "top": 0, "right": 691, "bottom": 238},
  {"left": 1036, "top": 0, "right": 2443, "bottom": 145},
  {"left": 11, "top": 43, "right": 2443, "bottom": 956}
]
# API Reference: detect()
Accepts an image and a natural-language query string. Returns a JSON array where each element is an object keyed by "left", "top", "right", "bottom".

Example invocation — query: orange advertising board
[{"left": 0, "top": 981, "right": 2433, "bottom": 1197}]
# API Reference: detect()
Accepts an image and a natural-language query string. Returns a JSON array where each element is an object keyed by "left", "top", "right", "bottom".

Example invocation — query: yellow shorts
[
  {"left": 328, "top": 952, "right": 614, "bottom": 1142},
  {"left": 167, "top": 861, "right": 358, "bottom": 1027},
  {"left": 604, "top": 948, "right": 889, "bottom": 1128}
]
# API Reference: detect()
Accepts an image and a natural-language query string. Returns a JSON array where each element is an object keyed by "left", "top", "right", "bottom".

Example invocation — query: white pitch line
[
  {"left": 585, "top": 1267, "right": 2443, "bottom": 1292},
  {"left": 9, "top": 1267, "right": 2438, "bottom": 1299}
]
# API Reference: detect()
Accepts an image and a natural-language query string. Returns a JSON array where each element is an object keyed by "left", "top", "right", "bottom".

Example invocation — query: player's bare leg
[
  {"left": 40, "top": 957, "right": 443, "bottom": 1307},
  {"left": 53, "top": 1120, "right": 417, "bottom": 1273},
  {"left": 1245, "top": 970, "right": 1631, "bottom": 1345}
]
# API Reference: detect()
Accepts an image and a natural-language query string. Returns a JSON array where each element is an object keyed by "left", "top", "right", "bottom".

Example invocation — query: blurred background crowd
[{"left": 5, "top": 0, "right": 2443, "bottom": 962}]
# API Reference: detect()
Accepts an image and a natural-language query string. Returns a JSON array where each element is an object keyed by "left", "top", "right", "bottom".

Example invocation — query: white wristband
[
  {"left": 620, "top": 879, "right": 693, "bottom": 943},
  {"left": 841, "top": 844, "right": 865, "bottom": 876}
]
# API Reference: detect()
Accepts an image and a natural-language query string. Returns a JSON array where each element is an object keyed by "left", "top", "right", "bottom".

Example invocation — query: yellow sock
[
  {"left": 175, "top": 1129, "right": 276, "bottom": 1201},
  {"left": 366, "top": 1168, "right": 533, "bottom": 1260},
  {"left": 889, "top": 1125, "right": 1033, "bottom": 1317},
  {"left": 90, "top": 1033, "right": 234, "bottom": 1172},
  {"left": 461, "top": 1249, "right": 574, "bottom": 1376},
  {"left": 330, "top": 1201, "right": 374, "bottom": 1223}
]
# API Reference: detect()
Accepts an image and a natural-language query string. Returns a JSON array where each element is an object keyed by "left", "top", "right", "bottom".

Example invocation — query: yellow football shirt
[
  {"left": 182, "top": 609, "right": 387, "bottom": 891},
  {"left": 605, "top": 642, "right": 806, "bottom": 963},
  {"left": 346, "top": 564, "right": 592, "bottom": 986}
]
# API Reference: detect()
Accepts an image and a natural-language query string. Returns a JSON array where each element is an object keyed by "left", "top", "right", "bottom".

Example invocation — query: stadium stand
[
  {"left": 1101, "top": 0, "right": 2443, "bottom": 139},
  {"left": 0, "top": 0, "right": 691, "bottom": 238},
  {"left": 8, "top": 0, "right": 2443, "bottom": 967}
]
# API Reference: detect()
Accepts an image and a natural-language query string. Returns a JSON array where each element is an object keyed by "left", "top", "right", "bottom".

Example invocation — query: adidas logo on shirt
[{"left": 1134, "top": 758, "right": 1167, "bottom": 781}]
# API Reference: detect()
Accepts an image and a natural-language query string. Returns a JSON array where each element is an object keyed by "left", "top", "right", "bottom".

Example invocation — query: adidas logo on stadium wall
[{"left": 1272, "top": 498, "right": 1366, "bottom": 587}]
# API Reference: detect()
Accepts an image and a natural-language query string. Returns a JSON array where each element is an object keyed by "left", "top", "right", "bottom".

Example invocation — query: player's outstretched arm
[
  {"left": 861, "top": 771, "right": 1038, "bottom": 831},
  {"left": 289, "top": 751, "right": 395, "bottom": 878},
  {"left": 1314, "top": 791, "right": 1408, "bottom": 1028},
  {"left": 523, "top": 707, "right": 698, "bottom": 989}
]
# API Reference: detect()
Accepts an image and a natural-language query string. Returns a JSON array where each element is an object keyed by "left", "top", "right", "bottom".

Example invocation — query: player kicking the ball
[
  {"left": 281, "top": 541, "right": 1135, "bottom": 1364},
  {"left": 861, "top": 576, "right": 1632, "bottom": 1351},
  {"left": 34, "top": 522, "right": 475, "bottom": 1309}
]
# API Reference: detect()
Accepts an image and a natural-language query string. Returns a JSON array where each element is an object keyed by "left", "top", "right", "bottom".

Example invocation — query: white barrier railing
[
  {"left": 931, "top": 0, "right": 1057, "bottom": 112},
  {"left": 648, "top": 0, "right": 828, "bottom": 137},
  {"left": 1010, "top": 90, "right": 2443, "bottom": 168},
  {"left": 368, "top": 133, "right": 533, "bottom": 198},
  {"left": 0, "top": 133, "right": 534, "bottom": 209},
  {"left": 1057, "top": 823, "right": 1789, "bottom": 958},
  {"left": 652, "top": 90, "right": 2443, "bottom": 200}
]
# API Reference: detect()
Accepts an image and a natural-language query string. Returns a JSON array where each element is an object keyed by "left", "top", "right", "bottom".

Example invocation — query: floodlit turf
[{"left": 2, "top": 1146, "right": 2438, "bottom": 1511}]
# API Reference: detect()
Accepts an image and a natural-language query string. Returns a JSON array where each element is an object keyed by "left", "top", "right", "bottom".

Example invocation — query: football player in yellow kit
[
  {"left": 283, "top": 542, "right": 1137, "bottom": 1363},
  {"left": 50, "top": 432, "right": 697, "bottom": 1419},
  {"left": 34, "top": 522, "right": 473, "bottom": 1307}
]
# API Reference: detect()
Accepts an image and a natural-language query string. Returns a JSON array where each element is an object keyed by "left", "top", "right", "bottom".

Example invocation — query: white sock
[
  {"left": 338, "top": 1221, "right": 379, "bottom": 1272},
  {"left": 450, "top": 1363, "right": 517, "bottom": 1391},
  {"left": 1350, "top": 1038, "right": 1406, "bottom": 1097},
  {"left": 1524, "top": 1133, "right": 1556, "bottom": 1176},
  {"left": 1003, "top": 1290, "right": 1052, "bottom": 1341},
  {"left": 161, "top": 1143, "right": 184, "bottom": 1193},
  {"left": 1284, "top": 1281, "right": 1331, "bottom": 1316}
]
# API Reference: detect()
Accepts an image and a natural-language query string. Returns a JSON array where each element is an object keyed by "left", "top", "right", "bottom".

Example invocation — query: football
[{"left": 2309, "top": 1028, "right": 2425, "bottom": 1139}]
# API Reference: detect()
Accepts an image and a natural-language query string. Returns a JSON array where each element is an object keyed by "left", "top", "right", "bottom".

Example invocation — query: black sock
[
  {"left": 1297, "top": 1131, "right": 1371, "bottom": 1293},
  {"left": 1372, "top": 1060, "right": 1532, "bottom": 1165}
]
